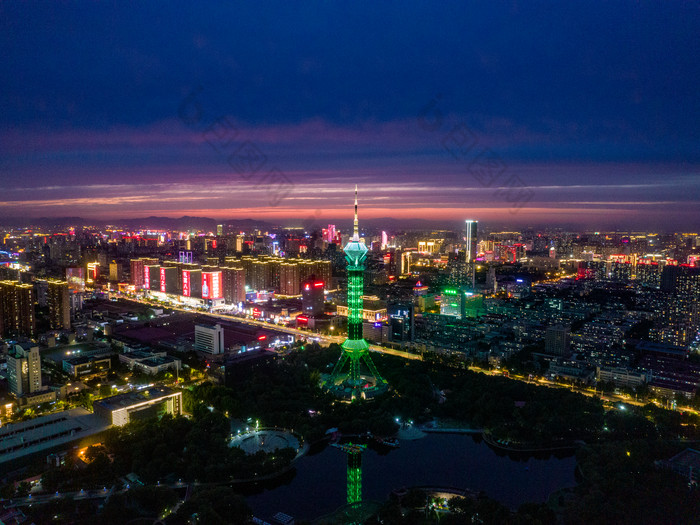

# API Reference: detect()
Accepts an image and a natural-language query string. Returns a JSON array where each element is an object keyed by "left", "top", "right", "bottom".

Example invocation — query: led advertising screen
[
  {"left": 202, "top": 271, "right": 222, "bottom": 299},
  {"left": 160, "top": 268, "right": 167, "bottom": 293},
  {"left": 182, "top": 270, "right": 191, "bottom": 297},
  {"left": 143, "top": 266, "right": 150, "bottom": 290},
  {"left": 66, "top": 267, "right": 85, "bottom": 292}
]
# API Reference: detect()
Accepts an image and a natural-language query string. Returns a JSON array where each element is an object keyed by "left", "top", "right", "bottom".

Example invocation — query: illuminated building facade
[
  {"left": 47, "top": 279, "right": 71, "bottom": 330},
  {"left": 465, "top": 219, "right": 478, "bottom": 288},
  {"left": 7, "top": 342, "right": 42, "bottom": 397},
  {"left": 222, "top": 266, "right": 246, "bottom": 303},
  {"left": 302, "top": 278, "right": 325, "bottom": 316},
  {"left": 326, "top": 187, "right": 387, "bottom": 399},
  {"left": 0, "top": 281, "right": 36, "bottom": 338}
]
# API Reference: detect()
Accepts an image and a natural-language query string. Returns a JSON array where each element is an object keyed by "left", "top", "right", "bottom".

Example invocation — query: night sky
[{"left": 1, "top": 2, "right": 699, "bottom": 229}]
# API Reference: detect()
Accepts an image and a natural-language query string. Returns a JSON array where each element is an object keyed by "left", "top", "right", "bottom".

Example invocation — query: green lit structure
[
  {"left": 326, "top": 186, "right": 388, "bottom": 400},
  {"left": 333, "top": 442, "right": 366, "bottom": 505}
]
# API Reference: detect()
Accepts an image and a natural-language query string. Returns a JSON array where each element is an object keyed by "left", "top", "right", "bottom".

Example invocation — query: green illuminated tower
[
  {"left": 326, "top": 186, "right": 387, "bottom": 399},
  {"left": 345, "top": 443, "right": 364, "bottom": 504}
]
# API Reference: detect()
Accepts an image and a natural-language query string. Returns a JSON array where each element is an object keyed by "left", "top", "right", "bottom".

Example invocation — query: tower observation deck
[{"left": 325, "top": 186, "right": 388, "bottom": 400}]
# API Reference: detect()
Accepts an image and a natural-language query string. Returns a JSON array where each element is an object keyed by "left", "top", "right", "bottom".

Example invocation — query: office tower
[
  {"left": 7, "top": 342, "right": 42, "bottom": 397},
  {"left": 47, "top": 279, "right": 71, "bottom": 330},
  {"left": 217, "top": 224, "right": 224, "bottom": 236},
  {"left": 545, "top": 324, "right": 571, "bottom": 357},
  {"left": 465, "top": 220, "right": 478, "bottom": 263},
  {"left": 326, "top": 187, "right": 387, "bottom": 399},
  {"left": 0, "top": 281, "right": 36, "bottom": 338},
  {"left": 440, "top": 288, "right": 465, "bottom": 319},
  {"left": 194, "top": 323, "right": 224, "bottom": 355},
  {"left": 109, "top": 262, "right": 124, "bottom": 282},
  {"left": 302, "top": 278, "right": 325, "bottom": 316},
  {"left": 387, "top": 302, "right": 414, "bottom": 343},
  {"left": 465, "top": 219, "right": 478, "bottom": 289}
]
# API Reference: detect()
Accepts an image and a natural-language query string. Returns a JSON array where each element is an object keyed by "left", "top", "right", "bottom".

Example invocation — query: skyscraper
[
  {"left": 465, "top": 219, "right": 478, "bottom": 288},
  {"left": 465, "top": 220, "right": 478, "bottom": 263},
  {"left": 326, "top": 187, "right": 387, "bottom": 399}
]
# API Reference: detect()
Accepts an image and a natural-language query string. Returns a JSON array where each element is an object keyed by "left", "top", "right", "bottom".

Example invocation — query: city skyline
[{"left": 1, "top": 2, "right": 699, "bottom": 230}]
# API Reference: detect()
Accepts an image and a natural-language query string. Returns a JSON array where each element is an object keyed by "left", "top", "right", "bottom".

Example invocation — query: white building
[{"left": 194, "top": 323, "right": 224, "bottom": 354}]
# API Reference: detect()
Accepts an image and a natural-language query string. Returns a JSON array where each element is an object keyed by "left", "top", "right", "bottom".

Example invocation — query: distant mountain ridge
[{"left": 0, "top": 215, "right": 461, "bottom": 231}]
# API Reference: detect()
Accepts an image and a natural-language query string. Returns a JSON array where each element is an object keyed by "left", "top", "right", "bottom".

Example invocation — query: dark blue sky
[{"left": 1, "top": 1, "right": 699, "bottom": 229}]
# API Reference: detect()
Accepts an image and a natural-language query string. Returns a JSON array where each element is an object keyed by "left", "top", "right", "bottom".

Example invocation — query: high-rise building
[
  {"left": 47, "top": 279, "right": 71, "bottom": 330},
  {"left": 109, "top": 262, "right": 124, "bottom": 282},
  {"left": 326, "top": 187, "right": 387, "bottom": 399},
  {"left": 251, "top": 260, "right": 271, "bottom": 290},
  {"left": 0, "top": 281, "right": 36, "bottom": 338},
  {"left": 656, "top": 265, "right": 700, "bottom": 347},
  {"left": 280, "top": 263, "right": 301, "bottom": 295},
  {"left": 302, "top": 278, "right": 325, "bottom": 316},
  {"left": 465, "top": 220, "right": 478, "bottom": 263},
  {"left": 545, "top": 324, "right": 571, "bottom": 357},
  {"left": 222, "top": 266, "right": 246, "bottom": 303},
  {"left": 7, "top": 342, "right": 42, "bottom": 397},
  {"left": 130, "top": 258, "right": 157, "bottom": 288},
  {"left": 217, "top": 224, "right": 224, "bottom": 236},
  {"left": 387, "top": 301, "right": 414, "bottom": 343},
  {"left": 159, "top": 266, "right": 180, "bottom": 294},
  {"left": 440, "top": 288, "right": 465, "bottom": 319},
  {"left": 465, "top": 219, "right": 478, "bottom": 289},
  {"left": 130, "top": 259, "right": 145, "bottom": 288}
]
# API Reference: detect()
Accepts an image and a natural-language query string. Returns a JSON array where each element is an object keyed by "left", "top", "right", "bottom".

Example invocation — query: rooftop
[
  {"left": 93, "top": 386, "right": 178, "bottom": 411},
  {"left": 667, "top": 448, "right": 700, "bottom": 471},
  {"left": 0, "top": 408, "right": 109, "bottom": 464}
]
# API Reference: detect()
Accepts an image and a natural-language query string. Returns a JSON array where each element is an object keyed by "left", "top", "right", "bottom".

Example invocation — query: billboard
[
  {"left": 143, "top": 266, "right": 151, "bottom": 290},
  {"left": 202, "top": 271, "right": 222, "bottom": 300},
  {"left": 160, "top": 268, "right": 167, "bottom": 293},
  {"left": 87, "top": 262, "right": 99, "bottom": 283},
  {"left": 66, "top": 267, "right": 85, "bottom": 292},
  {"left": 182, "top": 270, "right": 191, "bottom": 297}
]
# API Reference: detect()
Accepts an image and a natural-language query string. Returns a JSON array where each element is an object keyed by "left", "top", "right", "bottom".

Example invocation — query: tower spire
[{"left": 353, "top": 184, "right": 359, "bottom": 241}]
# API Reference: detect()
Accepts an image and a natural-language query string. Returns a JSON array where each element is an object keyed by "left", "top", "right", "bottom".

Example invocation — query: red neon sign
[
  {"left": 143, "top": 266, "right": 150, "bottom": 290},
  {"left": 314, "top": 281, "right": 324, "bottom": 288},
  {"left": 182, "top": 270, "right": 191, "bottom": 297},
  {"left": 160, "top": 268, "right": 166, "bottom": 293},
  {"left": 258, "top": 335, "right": 267, "bottom": 341}
]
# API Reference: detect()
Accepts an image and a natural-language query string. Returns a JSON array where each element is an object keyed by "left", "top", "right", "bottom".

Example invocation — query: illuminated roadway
[
  {"left": 110, "top": 293, "right": 694, "bottom": 412},
  {"left": 112, "top": 293, "right": 422, "bottom": 361}
]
